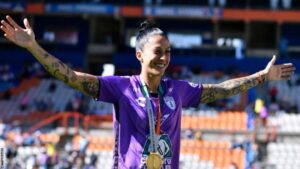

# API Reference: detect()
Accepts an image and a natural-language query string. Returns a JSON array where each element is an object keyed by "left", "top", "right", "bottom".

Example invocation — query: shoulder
[
  {"left": 162, "top": 78, "right": 199, "bottom": 87},
  {"left": 100, "top": 75, "right": 142, "bottom": 89},
  {"left": 99, "top": 75, "right": 133, "bottom": 83}
]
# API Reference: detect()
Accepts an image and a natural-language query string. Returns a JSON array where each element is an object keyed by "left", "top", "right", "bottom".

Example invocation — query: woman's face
[{"left": 137, "top": 35, "right": 171, "bottom": 77}]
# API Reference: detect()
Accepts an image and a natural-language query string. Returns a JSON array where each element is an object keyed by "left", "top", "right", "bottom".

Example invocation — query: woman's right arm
[{"left": 1, "top": 15, "right": 99, "bottom": 99}]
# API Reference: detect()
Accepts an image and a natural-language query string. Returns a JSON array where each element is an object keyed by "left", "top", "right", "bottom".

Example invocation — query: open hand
[
  {"left": 263, "top": 55, "right": 296, "bottom": 80},
  {"left": 1, "top": 15, "right": 36, "bottom": 49}
]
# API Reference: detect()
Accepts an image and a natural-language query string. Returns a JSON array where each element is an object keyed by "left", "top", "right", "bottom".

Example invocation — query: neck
[{"left": 140, "top": 73, "right": 161, "bottom": 93}]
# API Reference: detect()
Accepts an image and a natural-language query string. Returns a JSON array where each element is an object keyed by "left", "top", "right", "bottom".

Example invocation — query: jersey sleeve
[
  {"left": 175, "top": 80, "right": 203, "bottom": 108},
  {"left": 97, "top": 76, "right": 128, "bottom": 103}
]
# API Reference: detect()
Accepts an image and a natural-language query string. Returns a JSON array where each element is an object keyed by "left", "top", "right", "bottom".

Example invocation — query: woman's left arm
[{"left": 200, "top": 55, "right": 296, "bottom": 103}]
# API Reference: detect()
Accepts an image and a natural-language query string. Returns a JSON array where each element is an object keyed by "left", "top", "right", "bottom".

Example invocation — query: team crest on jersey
[
  {"left": 140, "top": 134, "right": 173, "bottom": 168},
  {"left": 189, "top": 82, "right": 198, "bottom": 88},
  {"left": 164, "top": 96, "right": 176, "bottom": 110}
]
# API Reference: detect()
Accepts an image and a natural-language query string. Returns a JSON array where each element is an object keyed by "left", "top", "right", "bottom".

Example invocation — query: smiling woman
[
  {"left": 135, "top": 21, "right": 171, "bottom": 92},
  {"left": 0, "top": 15, "right": 295, "bottom": 169}
]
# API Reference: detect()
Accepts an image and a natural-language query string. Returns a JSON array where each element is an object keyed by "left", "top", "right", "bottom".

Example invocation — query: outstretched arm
[
  {"left": 200, "top": 55, "right": 295, "bottom": 103},
  {"left": 1, "top": 15, "right": 99, "bottom": 98}
]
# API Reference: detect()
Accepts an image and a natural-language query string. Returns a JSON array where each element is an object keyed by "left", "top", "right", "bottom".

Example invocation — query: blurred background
[{"left": 1, "top": 0, "right": 300, "bottom": 169}]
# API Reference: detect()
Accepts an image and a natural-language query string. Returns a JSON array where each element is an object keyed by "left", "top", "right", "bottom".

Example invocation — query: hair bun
[{"left": 138, "top": 20, "right": 157, "bottom": 34}]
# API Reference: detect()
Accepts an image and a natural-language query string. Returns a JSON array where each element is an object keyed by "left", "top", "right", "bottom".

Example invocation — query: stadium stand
[
  {"left": 266, "top": 142, "right": 300, "bottom": 169},
  {"left": 1, "top": 0, "right": 300, "bottom": 169}
]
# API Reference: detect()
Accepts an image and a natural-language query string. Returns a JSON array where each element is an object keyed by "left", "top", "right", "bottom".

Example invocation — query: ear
[{"left": 136, "top": 50, "right": 143, "bottom": 63}]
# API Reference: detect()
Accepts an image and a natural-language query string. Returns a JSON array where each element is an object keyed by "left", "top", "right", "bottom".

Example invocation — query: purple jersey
[{"left": 97, "top": 75, "right": 202, "bottom": 169}]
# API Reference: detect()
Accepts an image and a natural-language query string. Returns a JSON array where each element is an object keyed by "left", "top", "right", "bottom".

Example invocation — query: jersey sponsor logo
[
  {"left": 140, "top": 134, "right": 173, "bottom": 169},
  {"left": 161, "top": 114, "right": 170, "bottom": 124},
  {"left": 164, "top": 96, "right": 176, "bottom": 110},
  {"left": 136, "top": 97, "right": 146, "bottom": 107}
]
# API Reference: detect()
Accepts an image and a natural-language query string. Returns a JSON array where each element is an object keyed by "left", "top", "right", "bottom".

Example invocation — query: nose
[{"left": 160, "top": 51, "right": 169, "bottom": 60}]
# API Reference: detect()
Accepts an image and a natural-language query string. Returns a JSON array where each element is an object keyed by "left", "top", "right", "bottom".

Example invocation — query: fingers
[
  {"left": 282, "top": 71, "right": 295, "bottom": 77},
  {"left": 1, "top": 15, "right": 27, "bottom": 34},
  {"left": 0, "top": 21, "right": 14, "bottom": 38},
  {"left": 1, "top": 18, "right": 16, "bottom": 42},
  {"left": 0, "top": 25, "right": 9, "bottom": 34},
  {"left": 280, "top": 75, "right": 291, "bottom": 80},
  {"left": 1, "top": 20, "right": 14, "bottom": 32},
  {"left": 282, "top": 66, "right": 296, "bottom": 73},
  {"left": 0, "top": 27, "right": 11, "bottom": 40},
  {"left": 1, "top": 29, "right": 16, "bottom": 43},
  {"left": 269, "top": 55, "right": 277, "bottom": 66},
  {"left": 283, "top": 63, "right": 293, "bottom": 66},
  {"left": 6, "top": 15, "right": 22, "bottom": 30},
  {"left": 280, "top": 64, "right": 295, "bottom": 80},
  {"left": 1, "top": 15, "right": 18, "bottom": 37},
  {"left": 23, "top": 18, "right": 31, "bottom": 30},
  {"left": 265, "top": 55, "right": 277, "bottom": 71},
  {"left": 281, "top": 63, "right": 296, "bottom": 72},
  {"left": 3, "top": 33, "right": 15, "bottom": 43}
]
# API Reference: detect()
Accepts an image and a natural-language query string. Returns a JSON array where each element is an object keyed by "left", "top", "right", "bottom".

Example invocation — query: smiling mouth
[{"left": 155, "top": 63, "right": 166, "bottom": 68}]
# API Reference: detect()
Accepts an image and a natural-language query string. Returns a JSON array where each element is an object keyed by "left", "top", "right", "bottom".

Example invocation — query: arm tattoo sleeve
[
  {"left": 28, "top": 43, "right": 99, "bottom": 98},
  {"left": 80, "top": 76, "right": 99, "bottom": 99},
  {"left": 201, "top": 72, "right": 267, "bottom": 103}
]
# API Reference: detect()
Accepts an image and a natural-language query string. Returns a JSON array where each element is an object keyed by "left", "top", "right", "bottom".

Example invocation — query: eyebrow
[{"left": 153, "top": 46, "right": 171, "bottom": 50}]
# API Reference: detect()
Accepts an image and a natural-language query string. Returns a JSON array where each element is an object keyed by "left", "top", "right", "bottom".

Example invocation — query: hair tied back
[{"left": 138, "top": 20, "right": 157, "bottom": 34}]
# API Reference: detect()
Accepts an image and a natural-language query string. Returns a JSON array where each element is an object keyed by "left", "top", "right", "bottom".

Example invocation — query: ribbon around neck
[{"left": 140, "top": 78, "right": 164, "bottom": 153}]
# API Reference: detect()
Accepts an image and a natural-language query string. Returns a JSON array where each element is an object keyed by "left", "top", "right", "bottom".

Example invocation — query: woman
[{"left": 0, "top": 16, "right": 295, "bottom": 169}]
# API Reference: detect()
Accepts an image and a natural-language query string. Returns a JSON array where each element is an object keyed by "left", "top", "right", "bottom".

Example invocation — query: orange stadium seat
[
  {"left": 180, "top": 139, "right": 246, "bottom": 169},
  {"left": 181, "top": 111, "right": 248, "bottom": 131}
]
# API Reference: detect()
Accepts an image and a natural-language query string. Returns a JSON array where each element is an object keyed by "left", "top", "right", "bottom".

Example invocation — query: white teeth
[{"left": 155, "top": 64, "right": 165, "bottom": 68}]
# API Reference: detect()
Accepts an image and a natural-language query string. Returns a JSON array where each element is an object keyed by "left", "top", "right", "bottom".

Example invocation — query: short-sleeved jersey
[{"left": 97, "top": 75, "right": 202, "bottom": 169}]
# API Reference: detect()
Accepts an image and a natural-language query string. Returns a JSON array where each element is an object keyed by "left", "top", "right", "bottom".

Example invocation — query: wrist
[
  {"left": 257, "top": 70, "right": 268, "bottom": 84},
  {"left": 26, "top": 40, "right": 38, "bottom": 52}
]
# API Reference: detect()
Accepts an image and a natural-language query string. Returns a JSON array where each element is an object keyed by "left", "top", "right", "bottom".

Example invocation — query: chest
[{"left": 119, "top": 86, "right": 182, "bottom": 133}]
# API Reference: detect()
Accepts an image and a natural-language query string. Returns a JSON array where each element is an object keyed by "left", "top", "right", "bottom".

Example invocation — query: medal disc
[{"left": 146, "top": 152, "right": 163, "bottom": 169}]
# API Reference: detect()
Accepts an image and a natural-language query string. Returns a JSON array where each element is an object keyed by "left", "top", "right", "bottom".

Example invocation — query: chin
[
  {"left": 156, "top": 72, "right": 165, "bottom": 77},
  {"left": 150, "top": 71, "right": 165, "bottom": 77},
  {"left": 147, "top": 67, "right": 166, "bottom": 77}
]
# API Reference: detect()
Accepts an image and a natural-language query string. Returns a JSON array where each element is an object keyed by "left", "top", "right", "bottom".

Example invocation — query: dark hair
[{"left": 136, "top": 20, "right": 168, "bottom": 51}]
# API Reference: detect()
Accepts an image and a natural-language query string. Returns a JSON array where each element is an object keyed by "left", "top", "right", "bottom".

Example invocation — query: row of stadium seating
[
  {"left": 269, "top": 74, "right": 300, "bottom": 112},
  {"left": 268, "top": 113, "right": 300, "bottom": 133},
  {"left": 75, "top": 135, "right": 246, "bottom": 169},
  {"left": 3, "top": 130, "right": 244, "bottom": 169},
  {"left": 0, "top": 78, "right": 113, "bottom": 121},
  {"left": 181, "top": 111, "right": 248, "bottom": 131},
  {"left": 266, "top": 142, "right": 300, "bottom": 169}
]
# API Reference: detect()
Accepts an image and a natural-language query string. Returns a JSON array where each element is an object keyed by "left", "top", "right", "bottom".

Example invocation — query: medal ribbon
[
  {"left": 140, "top": 79, "right": 163, "bottom": 153},
  {"left": 155, "top": 99, "right": 161, "bottom": 135}
]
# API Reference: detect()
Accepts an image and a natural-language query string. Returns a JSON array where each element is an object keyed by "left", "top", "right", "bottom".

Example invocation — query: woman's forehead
[{"left": 147, "top": 35, "right": 170, "bottom": 48}]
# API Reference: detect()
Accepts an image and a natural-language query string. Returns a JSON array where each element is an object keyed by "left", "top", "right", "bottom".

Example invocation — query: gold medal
[{"left": 146, "top": 152, "right": 163, "bottom": 169}]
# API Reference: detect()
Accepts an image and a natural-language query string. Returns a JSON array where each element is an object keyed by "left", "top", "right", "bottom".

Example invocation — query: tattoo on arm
[
  {"left": 81, "top": 79, "right": 99, "bottom": 98},
  {"left": 58, "top": 61, "right": 65, "bottom": 68},
  {"left": 53, "top": 69, "right": 69, "bottom": 84},
  {"left": 51, "top": 62, "right": 59, "bottom": 69},
  {"left": 45, "top": 56, "right": 99, "bottom": 97},
  {"left": 70, "top": 75, "right": 77, "bottom": 82},
  {"left": 44, "top": 53, "right": 49, "bottom": 58},
  {"left": 31, "top": 44, "right": 99, "bottom": 98},
  {"left": 201, "top": 73, "right": 266, "bottom": 103},
  {"left": 39, "top": 48, "right": 49, "bottom": 59}
]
